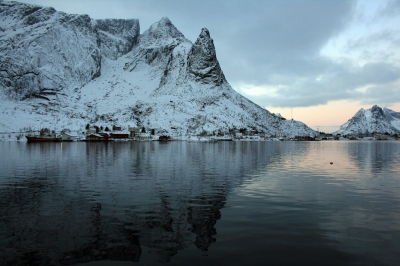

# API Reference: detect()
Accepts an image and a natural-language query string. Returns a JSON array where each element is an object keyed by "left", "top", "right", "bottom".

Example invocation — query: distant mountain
[
  {"left": 0, "top": 1, "right": 316, "bottom": 138},
  {"left": 335, "top": 105, "right": 400, "bottom": 135}
]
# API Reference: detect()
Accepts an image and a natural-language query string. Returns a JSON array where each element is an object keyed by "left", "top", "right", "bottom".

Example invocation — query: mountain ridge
[
  {"left": 335, "top": 105, "right": 400, "bottom": 135},
  {"left": 0, "top": 1, "right": 316, "bottom": 138}
]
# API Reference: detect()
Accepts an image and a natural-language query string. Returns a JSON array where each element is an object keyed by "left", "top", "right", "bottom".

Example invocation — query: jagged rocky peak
[
  {"left": 370, "top": 105, "right": 385, "bottom": 118},
  {"left": 123, "top": 17, "right": 188, "bottom": 72},
  {"left": 139, "top": 17, "right": 185, "bottom": 47},
  {"left": 188, "top": 28, "right": 226, "bottom": 86}
]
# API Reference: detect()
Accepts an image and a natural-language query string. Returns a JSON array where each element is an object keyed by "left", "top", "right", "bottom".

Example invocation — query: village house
[
  {"left": 128, "top": 127, "right": 140, "bottom": 138},
  {"left": 86, "top": 126, "right": 97, "bottom": 135},
  {"left": 86, "top": 133, "right": 108, "bottom": 141},
  {"left": 110, "top": 132, "right": 129, "bottom": 139},
  {"left": 135, "top": 132, "right": 151, "bottom": 141}
]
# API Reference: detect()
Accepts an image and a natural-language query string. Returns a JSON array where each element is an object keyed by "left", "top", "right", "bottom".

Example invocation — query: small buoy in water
[{"left": 330, "top": 162, "right": 333, "bottom": 165}]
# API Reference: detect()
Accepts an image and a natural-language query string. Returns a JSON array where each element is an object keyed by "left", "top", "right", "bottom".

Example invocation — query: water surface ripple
[{"left": 0, "top": 141, "right": 399, "bottom": 265}]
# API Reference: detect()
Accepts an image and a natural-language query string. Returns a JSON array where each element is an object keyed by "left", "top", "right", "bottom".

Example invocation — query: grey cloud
[
  {"left": 215, "top": 1, "right": 356, "bottom": 80},
  {"left": 244, "top": 61, "right": 400, "bottom": 108},
  {"left": 378, "top": 0, "right": 400, "bottom": 17},
  {"left": 361, "top": 83, "right": 400, "bottom": 105},
  {"left": 356, "top": 62, "right": 400, "bottom": 84},
  {"left": 345, "top": 29, "right": 400, "bottom": 51}
]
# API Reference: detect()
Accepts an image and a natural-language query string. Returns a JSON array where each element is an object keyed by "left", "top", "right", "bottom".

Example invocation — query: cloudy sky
[{"left": 21, "top": 0, "right": 400, "bottom": 132}]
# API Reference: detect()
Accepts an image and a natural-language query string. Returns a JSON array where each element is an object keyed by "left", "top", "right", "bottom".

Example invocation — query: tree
[
  {"left": 141, "top": 126, "right": 146, "bottom": 133},
  {"left": 105, "top": 126, "right": 110, "bottom": 132},
  {"left": 85, "top": 123, "right": 90, "bottom": 130}
]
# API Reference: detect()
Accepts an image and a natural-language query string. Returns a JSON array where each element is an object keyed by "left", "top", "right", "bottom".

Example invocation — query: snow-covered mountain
[
  {"left": 335, "top": 105, "right": 400, "bottom": 135},
  {"left": 0, "top": 1, "right": 316, "bottom": 138}
]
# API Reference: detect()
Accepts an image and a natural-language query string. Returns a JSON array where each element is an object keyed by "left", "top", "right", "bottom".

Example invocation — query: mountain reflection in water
[{"left": 0, "top": 141, "right": 400, "bottom": 265}]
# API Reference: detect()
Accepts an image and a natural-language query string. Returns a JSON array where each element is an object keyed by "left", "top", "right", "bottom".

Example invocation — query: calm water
[{"left": 0, "top": 141, "right": 400, "bottom": 266}]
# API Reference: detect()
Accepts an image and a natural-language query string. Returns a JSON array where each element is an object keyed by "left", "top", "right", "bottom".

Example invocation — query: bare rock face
[
  {"left": 187, "top": 28, "right": 226, "bottom": 86},
  {"left": 96, "top": 18, "right": 140, "bottom": 60},
  {"left": 0, "top": 1, "right": 139, "bottom": 101},
  {"left": 0, "top": 2, "right": 100, "bottom": 100}
]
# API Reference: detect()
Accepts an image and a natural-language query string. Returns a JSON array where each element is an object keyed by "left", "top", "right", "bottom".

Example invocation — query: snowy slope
[
  {"left": 0, "top": 1, "right": 316, "bottom": 138},
  {"left": 335, "top": 105, "right": 400, "bottom": 135}
]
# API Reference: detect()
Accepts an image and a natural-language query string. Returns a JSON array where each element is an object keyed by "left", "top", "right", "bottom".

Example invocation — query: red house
[{"left": 86, "top": 134, "right": 109, "bottom": 141}]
